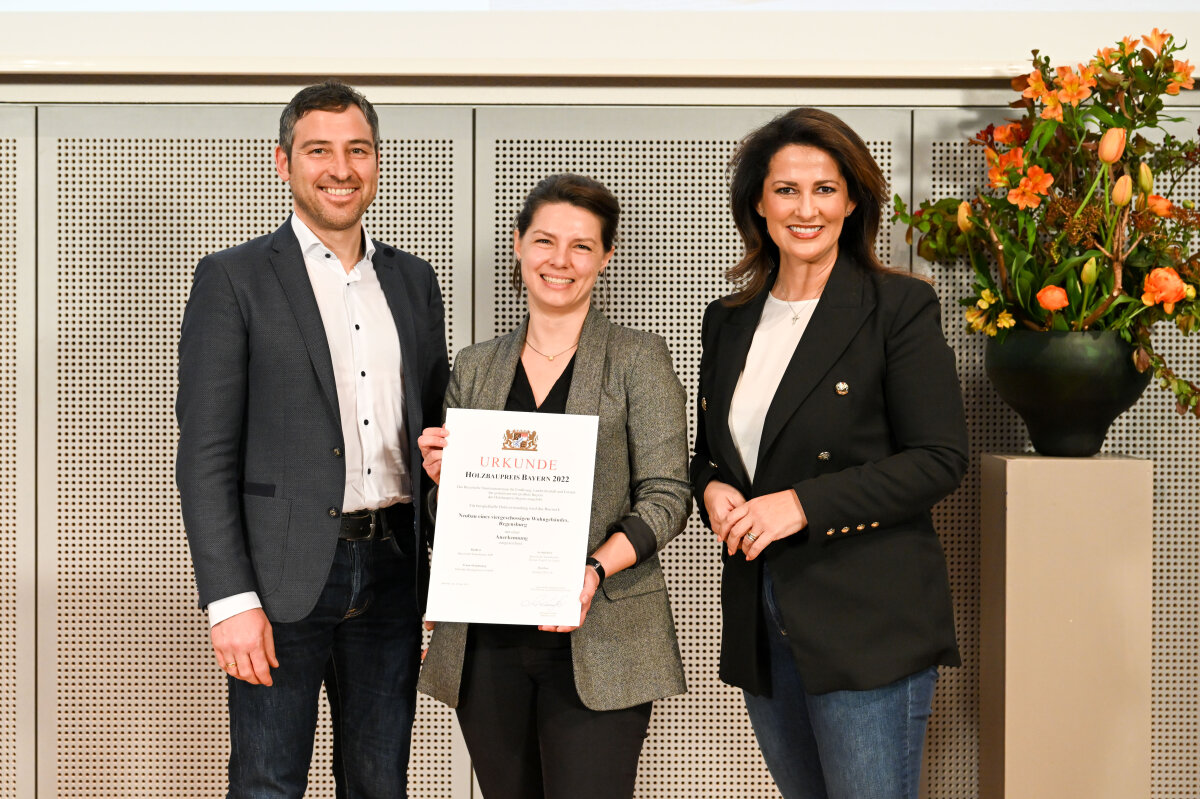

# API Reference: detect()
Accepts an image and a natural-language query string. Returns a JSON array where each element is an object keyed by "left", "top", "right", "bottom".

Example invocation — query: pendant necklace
[{"left": 525, "top": 339, "right": 579, "bottom": 361}]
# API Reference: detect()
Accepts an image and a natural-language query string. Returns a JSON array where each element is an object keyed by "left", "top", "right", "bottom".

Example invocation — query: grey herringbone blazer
[{"left": 418, "top": 308, "right": 690, "bottom": 711}]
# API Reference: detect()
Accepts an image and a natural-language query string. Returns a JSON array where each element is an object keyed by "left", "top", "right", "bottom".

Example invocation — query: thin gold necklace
[{"left": 525, "top": 339, "right": 579, "bottom": 362}]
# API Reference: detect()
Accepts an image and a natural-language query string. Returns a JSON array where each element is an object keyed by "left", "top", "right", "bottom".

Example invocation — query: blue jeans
[
  {"left": 226, "top": 537, "right": 422, "bottom": 799},
  {"left": 742, "top": 566, "right": 938, "bottom": 799}
]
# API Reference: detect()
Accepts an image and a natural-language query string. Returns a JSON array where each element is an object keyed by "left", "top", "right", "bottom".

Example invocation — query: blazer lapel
[
  {"left": 707, "top": 290, "right": 769, "bottom": 493},
  {"left": 756, "top": 254, "right": 875, "bottom": 473},
  {"left": 564, "top": 308, "right": 609, "bottom": 417},
  {"left": 268, "top": 219, "right": 340, "bottom": 424},
  {"left": 373, "top": 243, "right": 426, "bottom": 437},
  {"left": 480, "top": 317, "right": 528, "bottom": 411}
]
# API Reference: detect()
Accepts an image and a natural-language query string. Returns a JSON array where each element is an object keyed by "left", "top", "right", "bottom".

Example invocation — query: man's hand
[{"left": 211, "top": 608, "right": 279, "bottom": 686}]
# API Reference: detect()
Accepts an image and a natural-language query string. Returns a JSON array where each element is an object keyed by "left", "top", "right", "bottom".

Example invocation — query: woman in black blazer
[{"left": 691, "top": 108, "right": 968, "bottom": 799}]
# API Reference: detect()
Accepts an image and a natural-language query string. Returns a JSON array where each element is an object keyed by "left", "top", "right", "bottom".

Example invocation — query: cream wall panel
[
  {"left": 0, "top": 104, "right": 34, "bottom": 799},
  {"left": 35, "top": 104, "right": 473, "bottom": 798}
]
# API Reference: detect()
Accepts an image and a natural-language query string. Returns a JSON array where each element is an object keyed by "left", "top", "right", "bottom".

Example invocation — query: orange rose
[
  {"left": 1037, "top": 285, "right": 1070, "bottom": 312},
  {"left": 1142, "top": 267, "right": 1188, "bottom": 314}
]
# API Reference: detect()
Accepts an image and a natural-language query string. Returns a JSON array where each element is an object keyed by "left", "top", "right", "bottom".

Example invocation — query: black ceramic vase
[{"left": 984, "top": 329, "right": 1152, "bottom": 457}]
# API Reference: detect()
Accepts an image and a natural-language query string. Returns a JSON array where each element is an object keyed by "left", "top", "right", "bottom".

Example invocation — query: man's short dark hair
[{"left": 279, "top": 80, "right": 380, "bottom": 159}]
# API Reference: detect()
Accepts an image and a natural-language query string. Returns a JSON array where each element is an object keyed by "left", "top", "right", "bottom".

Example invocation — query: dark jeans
[
  {"left": 742, "top": 565, "right": 938, "bottom": 799},
  {"left": 455, "top": 635, "right": 653, "bottom": 799},
  {"left": 226, "top": 536, "right": 421, "bottom": 799}
]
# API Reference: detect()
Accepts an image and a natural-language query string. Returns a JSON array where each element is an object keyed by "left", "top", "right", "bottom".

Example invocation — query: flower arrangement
[{"left": 893, "top": 29, "right": 1200, "bottom": 416}]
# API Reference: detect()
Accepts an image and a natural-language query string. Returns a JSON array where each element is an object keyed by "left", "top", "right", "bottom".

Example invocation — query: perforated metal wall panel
[
  {"left": 476, "top": 106, "right": 913, "bottom": 797},
  {"left": 913, "top": 107, "right": 1200, "bottom": 799},
  {"left": 36, "top": 104, "right": 472, "bottom": 798},
  {"left": 0, "top": 105, "right": 35, "bottom": 799}
]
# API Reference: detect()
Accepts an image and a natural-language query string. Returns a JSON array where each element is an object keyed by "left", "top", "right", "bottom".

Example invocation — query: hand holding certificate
[{"left": 425, "top": 408, "right": 599, "bottom": 627}]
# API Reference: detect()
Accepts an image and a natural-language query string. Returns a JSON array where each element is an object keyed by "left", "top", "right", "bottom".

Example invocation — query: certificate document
[{"left": 425, "top": 407, "right": 600, "bottom": 626}]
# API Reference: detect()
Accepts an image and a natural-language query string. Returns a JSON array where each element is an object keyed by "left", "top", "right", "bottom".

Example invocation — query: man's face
[{"left": 274, "top": 106, "right": 379, "bottom": 238}]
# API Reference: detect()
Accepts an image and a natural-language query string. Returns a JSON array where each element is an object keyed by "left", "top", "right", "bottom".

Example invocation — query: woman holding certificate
[
  {"left": 691, "top": 108, "right": 968, "bottom": 799},
  {"left": 417, "top": 174, "right": 690, "bottom": 799}
]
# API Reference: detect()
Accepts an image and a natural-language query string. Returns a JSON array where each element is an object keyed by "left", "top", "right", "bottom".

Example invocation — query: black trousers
[{"left": 455, "top": 636, "right": 653, "bottom": 799}]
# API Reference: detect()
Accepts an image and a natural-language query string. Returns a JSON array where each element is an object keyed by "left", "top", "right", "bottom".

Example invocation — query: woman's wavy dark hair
[
  {"left": 510, "top": 173, "right": 620, "bottom": 292},
  {"left": 726, "top": 108, "right": 892, "bottom": 305}
]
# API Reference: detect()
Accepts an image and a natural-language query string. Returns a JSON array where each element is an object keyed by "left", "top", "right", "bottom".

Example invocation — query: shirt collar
[{"left": 289, "top": 212, "right": 376, "bottom": 266}]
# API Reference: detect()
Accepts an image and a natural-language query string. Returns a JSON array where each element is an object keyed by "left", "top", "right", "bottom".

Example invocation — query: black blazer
[
  {"left": 176, "top": 218, "right": 449, "bottom": 622},
  {"left": 691, "top": 253, "right": 968, "bottom": 695}
]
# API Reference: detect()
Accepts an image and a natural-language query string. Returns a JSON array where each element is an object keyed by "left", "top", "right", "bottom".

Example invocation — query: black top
[{"left": 471, "top": 355, "right": 576, "bottom": 650}]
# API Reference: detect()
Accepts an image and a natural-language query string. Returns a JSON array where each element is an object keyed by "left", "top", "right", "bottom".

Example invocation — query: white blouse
[{"left": 729, "top": 294, "right": 818, "bottom": 483}]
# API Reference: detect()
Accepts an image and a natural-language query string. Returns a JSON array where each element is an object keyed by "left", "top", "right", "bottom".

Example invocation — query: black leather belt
[{"left": 338, "top": 503, "right": 412, "bottom": 541}]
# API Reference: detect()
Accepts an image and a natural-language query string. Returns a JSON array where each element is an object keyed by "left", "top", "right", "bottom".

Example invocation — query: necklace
[
  {"left": 773, "top": 291, "right": 812, "bottom": 325},
  {"left": 525, "top": 338, "right": 579, "bottom": 361}
]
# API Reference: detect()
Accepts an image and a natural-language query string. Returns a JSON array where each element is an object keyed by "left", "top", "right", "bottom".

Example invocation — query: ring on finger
[
  {"left": 745, "top": 532, "right": 759, "bottom": 543},
  {"left": 225, "top": 662, "right": 237, "bottom": 670}
]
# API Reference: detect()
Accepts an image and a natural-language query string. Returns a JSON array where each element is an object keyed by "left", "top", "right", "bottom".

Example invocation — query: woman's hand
[
  {"left": 538, "top": 565, "right": 601, "bottom": 633},
  {"left": 724, "top": 490, "right": 807, "bottom": 560},
  {"left": 417, "top": 426, "right": 448, "bottom": 485},
  {"left": 704, "top": 480, "right": 747, "bottom": 543}
]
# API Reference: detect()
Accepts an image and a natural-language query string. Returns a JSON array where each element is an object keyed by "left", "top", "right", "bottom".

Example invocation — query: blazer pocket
[
  {"left": 600, "top": 561, "right": 667, "bottom": 601},
  {"left": 241, "top": 494, "right": 292, "bottom": 597}
]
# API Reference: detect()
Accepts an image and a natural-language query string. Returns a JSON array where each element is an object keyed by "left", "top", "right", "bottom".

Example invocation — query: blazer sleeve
[
  {"left": 175, "top": 255, "right": 258, "bottom": 608},
  {"left": 608, "top": 334, "right": 693, "bottom": 564},
  {"left": 792, "top": 279, "right": 968, "bottom": 540}
]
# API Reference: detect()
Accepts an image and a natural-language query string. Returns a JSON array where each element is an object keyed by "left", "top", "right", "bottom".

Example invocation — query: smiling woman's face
[
  {"left": 756, "top": 143, "right": 856, "bottom": 273},
  {"left": 514, "top": 202, "right": 613, "bottom": 318}
]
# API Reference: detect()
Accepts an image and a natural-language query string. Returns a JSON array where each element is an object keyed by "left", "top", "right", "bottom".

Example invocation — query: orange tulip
[
  {"left": 1147, "top": 194, "right": 1173, "bottom": 217},
  {"left": 1142, "top": 267, "right": 1187, "bottom": 314},
  {"left": 1098, "top": 127, "right": 1127, "bottom": 163},
  {"left": 1111, "top": 174, "right": 1133, "bottom": 207},
  {"left": 1037, "top": 286, "right": 1070, "bottom": 312}
]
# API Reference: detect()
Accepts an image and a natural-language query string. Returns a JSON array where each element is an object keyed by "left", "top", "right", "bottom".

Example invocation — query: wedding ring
[
  {"left": 225, "top": 662, "right": 237, "bottom": 670},
  {"left": 745, "top": 532, "right": 759, "bottom": 543}
]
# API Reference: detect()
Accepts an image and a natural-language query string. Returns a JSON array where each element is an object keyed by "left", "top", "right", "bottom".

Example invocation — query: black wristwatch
[{"left": 586, "top": 556, "right": 606, "bottom": 586}]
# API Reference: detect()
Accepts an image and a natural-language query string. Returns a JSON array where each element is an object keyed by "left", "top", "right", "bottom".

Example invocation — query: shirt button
[
  {"left": 328, "top": 508, "right": 339, "bottom": 518},
  {"left": 332, "top": 447, "right": 343, "bottom": 457},
  {"left": 361, "top": 371, "right": 366, "bottom": 377},
  {"left": 363, "top": 419, "right": 369, "bottom": 426},
  {"left": 367, "top": 468, "right": 372, "bottom": 475},
  {"left": 354, "top": 324, "right": 360, "bottom": 330}
]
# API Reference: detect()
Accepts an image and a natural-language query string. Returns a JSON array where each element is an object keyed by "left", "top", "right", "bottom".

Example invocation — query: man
[{"left": 176, "top": 81, "right": 449, "bottom": 798}]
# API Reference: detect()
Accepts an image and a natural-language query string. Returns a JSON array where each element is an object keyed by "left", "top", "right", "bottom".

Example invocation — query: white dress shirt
[
  {"left": 729, "top": 294, "right": 818, "bottom": 484},
  {"left": 209, "top": 214, "right": 409, "bottom": 627}
]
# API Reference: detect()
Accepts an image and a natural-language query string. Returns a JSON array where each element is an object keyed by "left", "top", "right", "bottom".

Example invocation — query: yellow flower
[
  {"left": 977, "top": 289, "right": 998, "bottom": 309},
  {"left": 964, "top": 307, "right": 988, "bottom": 331},
  {"left": 957, "top": 200, "right": 974, "bottom": 233},
  {"left": 996, "top": 311, "right": 1016, "bottom": 329},
  {"left": 984, "top": 322, "right": 999, "bottom": 337}
]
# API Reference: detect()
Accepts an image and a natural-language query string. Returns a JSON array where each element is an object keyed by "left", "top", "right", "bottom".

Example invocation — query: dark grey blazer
[
  {"left": 176, "top": 218, "right": 449, "bottom": 623},
  {"left": 418, "top": 308, "right": 690, "bottom": 711}
]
